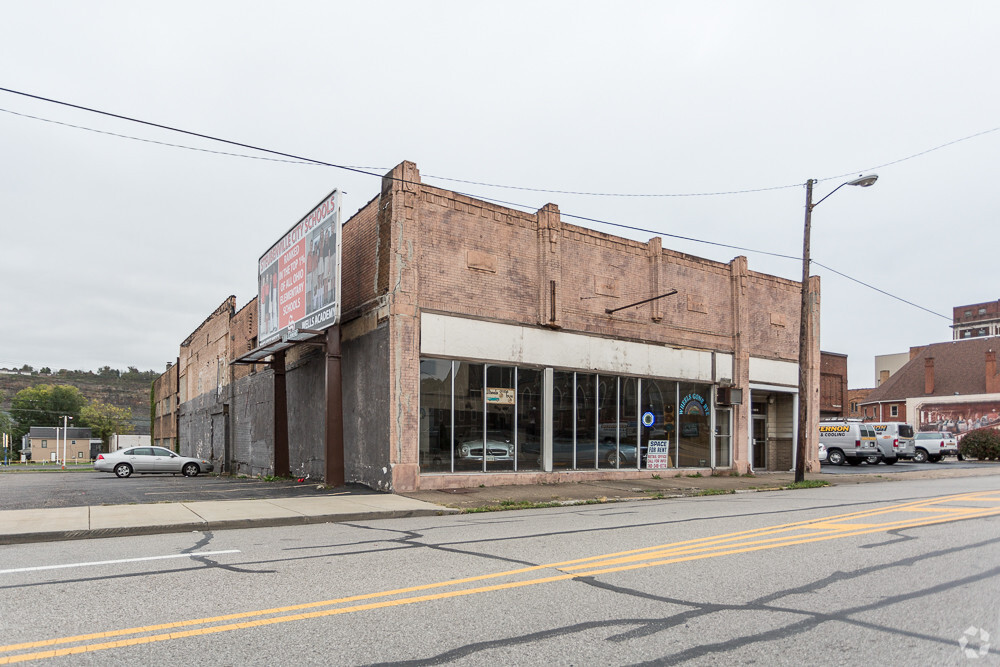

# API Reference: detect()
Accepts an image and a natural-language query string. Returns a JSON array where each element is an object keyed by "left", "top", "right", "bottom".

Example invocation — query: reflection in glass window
[
  {"left": 517, "top": 368, "right": 543, "bottom": 471},
  {"left": 598, "top": 376, "right": 620, "bottom": 469},
  {"left": 419, "top": 359, "right": 453, "bottom": 472},
  {"left": 620, "top": 377, "right": 639, "bottom": 467},
  {"left": 641, "top": 379, "right": 677, "bottom": 467},
  {"left": 454, "top": 362, "right": 485, "bottom": 472},
  {"left": 715, "top": 408, "right": 731, "bottom": 468},
  {"left": 552, "top": 371, "right": 575, "bottom": 468},
  {"left": 484, "top": 365, "right": 516, "bottom": 471},
  {"left": 576, "top": 373, "right": 597, "bottom": 469},
  {"left": 678, "top": 382, "right": 712, "bottom": 467}
]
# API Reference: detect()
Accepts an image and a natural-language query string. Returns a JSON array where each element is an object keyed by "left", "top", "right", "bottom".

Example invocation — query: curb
[{"left": 0, "top": 507, "right": 459, "bottom": 546}]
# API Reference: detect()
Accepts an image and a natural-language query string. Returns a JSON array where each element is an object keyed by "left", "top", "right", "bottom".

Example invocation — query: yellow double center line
[{"left": 3, "top": 490, "right": 1000, "bottom": 664}]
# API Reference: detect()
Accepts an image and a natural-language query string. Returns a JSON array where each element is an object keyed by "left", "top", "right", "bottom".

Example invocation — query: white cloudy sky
[{"left": 1, "top": 2, "right": 997, "bottom": 387}]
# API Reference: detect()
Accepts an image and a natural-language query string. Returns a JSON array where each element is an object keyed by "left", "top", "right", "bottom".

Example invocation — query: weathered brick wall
[
  {"left": 743, "top": 273, "right": 802, "bottom": 361},
  {"left": 365, "top": 161, "right": 807, "bottom": 488},
  {"left": 342, "top": 195, "right": 381, "bottom": 317},
  {"left": 342, "top": 319, "right": 392, "bottom": 490},
  {"left": 152, "top": 361, "right": 179, "bottom": 448},
  {"left": 230, "top": 298, "right": 261, "bottom": 382},
  {"left": 229, "top": 369, "right": 274, "bottom": 477},
  {"left": 178, "top": 296, "right": 235, "bottom": 405}
]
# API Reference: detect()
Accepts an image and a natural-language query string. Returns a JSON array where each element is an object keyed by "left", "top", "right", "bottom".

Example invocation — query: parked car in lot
[
  {"left": 94, "top": 447, "right": 214, "bottom": 478},
  {"left": 818, "top": 420, "right": 880, "bottom": 466},
  {"left": 912, "top": 431, "right": 960, "bottom": 463},
  {"left": 866, "top": 422, "right": 916, "bottom": 464}
]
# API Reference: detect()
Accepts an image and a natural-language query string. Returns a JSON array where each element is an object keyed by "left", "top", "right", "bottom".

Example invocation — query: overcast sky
[{"left": 2, "top": 2, "right": 997, "bottom": 388}]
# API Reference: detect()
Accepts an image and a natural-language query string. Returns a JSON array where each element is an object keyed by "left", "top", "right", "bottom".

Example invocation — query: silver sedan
[{"left": 94, "top": 446, "right": 214, "bottom": 478}]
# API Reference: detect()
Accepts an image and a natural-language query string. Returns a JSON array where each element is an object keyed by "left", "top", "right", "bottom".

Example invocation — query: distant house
[
  {"left": 859, "top": 337, "right": 1000, "bottom": 438},
  {"left": 24, "top": 426, "right": 94, "bottom": 462}
]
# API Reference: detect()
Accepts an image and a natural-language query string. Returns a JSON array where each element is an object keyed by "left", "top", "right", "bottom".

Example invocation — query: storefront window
[
  {"left": 678, "top": 382, "right": 712, "bottom": 467},
  {"left": 454, "top": 362, "right": 485, "bottom": 472},
  {"left": 598, "top": 376, "right": 620, "bottom": 469},
  {"left": 419, "top": 359, "right": 452, "bottom": 472},
  {"left": 552, "top": 371, "right": 574, "bottom": 468},
  {"left": 620, "top": 377, "right": 640, "bottom": 467},
  {"left": 484, "top": 365, "right": 516, "bottom": 472},
  {"left": 576, "top": 373, "right": 597, "bottom": 468},
  {"left": 715, "top": 407, "right": 731, "bottom": 468},
  {"left": 421, "top": 358, "right": 722, "bottom": 474},
  {"left": 641, "top": 379, "right": 677, "bottom": 467},
  {"left": 517, "top": 369, "right": 543, "bottom": 471}
]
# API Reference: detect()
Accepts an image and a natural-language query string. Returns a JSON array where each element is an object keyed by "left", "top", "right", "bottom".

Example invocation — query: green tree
[
  {"left": 80, "top": 400, "right": 134, "bottom": 446},
  {"left": 9, "top": 384, "right": 87, "bottom": 442}
]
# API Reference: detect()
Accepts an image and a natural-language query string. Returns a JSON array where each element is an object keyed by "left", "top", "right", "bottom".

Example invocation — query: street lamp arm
[{"left": 810, "top": 174, "right": 879, "bottom": 210}]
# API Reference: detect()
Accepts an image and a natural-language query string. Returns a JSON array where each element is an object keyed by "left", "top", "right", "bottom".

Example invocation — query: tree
[
  {"left": 80, "top": 400, "right": 134, "bottom": 446},
  {"left": 9, "top": 384, "right": 87, "bottom": 443},
  {"left": 39, "top": 367, "right": 51, "bottom": 375}
]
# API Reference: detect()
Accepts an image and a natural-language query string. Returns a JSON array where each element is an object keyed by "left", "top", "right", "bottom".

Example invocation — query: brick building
[
  {"left": 152, "top": 360, "right": 179, "bottom": 450},
  {"left": 953, "top": 299, "right": 1000, "bottom": 340},
  {"left": 158, "top": 161, "right": 819, "bottom": 491},
  {"left": 819, "top": 352, "right": 848, "bottom": 420},
  {"left": 860, "top": 337, "right": 1000, "bottom": 436}
]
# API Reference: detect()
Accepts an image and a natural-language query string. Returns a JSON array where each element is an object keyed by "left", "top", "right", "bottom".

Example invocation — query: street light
[
  {"left": 60, "top": 415, "right": 73, "bottom": 469},
  {"left": 794, "top": 175, "right": 878, "bottom": 483}
]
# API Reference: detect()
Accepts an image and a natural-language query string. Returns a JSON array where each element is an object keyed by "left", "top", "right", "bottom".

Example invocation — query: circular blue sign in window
[{"left": 641, "top": 411, "right": 655, "bottom": 427}]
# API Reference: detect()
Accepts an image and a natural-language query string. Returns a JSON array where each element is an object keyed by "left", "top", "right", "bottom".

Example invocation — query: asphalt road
[
  {"left": 0, "top": 469, "right": 366, "bottom": 511},
  {"left": 2, "top": 475, "right": 998, "bottom": 665},
  {"left": 818, "top": 458, "right": 982, "bottom": 475}
]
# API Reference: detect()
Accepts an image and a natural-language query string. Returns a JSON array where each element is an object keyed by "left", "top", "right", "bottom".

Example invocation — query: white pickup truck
[{"left": 912, "top": 431, "right": 959, "bottom": 463}]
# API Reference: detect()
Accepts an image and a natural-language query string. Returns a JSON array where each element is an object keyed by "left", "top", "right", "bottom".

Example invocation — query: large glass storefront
[{"left": 419, "top": 359, "right": 727, "bottom": 473}]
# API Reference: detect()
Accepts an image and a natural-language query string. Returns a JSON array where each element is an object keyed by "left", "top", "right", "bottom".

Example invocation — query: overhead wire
[{"left": 0, "top": 85, "right": 976, "bottom": 322}]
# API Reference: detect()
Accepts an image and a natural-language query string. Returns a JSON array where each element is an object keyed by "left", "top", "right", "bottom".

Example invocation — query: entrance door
[{"left": 752, "top": 415, "right": 767, "bottom": 470}]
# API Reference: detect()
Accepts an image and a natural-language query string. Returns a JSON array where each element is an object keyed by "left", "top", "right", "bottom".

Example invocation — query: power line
[
  {"left": 0, "top": 107, "right": 322, "bottom": 166},
  {"left": 3, "top": 86, "right": 996, "bottom": 199},
  {"left": 0, "top": 85, "right": 961, "bottom": 322},
  {"left": 812, "top": 261, "right": 951, "bottom": 320}
]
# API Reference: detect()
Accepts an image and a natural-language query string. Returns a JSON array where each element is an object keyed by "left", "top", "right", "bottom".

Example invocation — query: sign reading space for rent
[{"left": 646, "top": 439, "right": 671, "bottom": 469}]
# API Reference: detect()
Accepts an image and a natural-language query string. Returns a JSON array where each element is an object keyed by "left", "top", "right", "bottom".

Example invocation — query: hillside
[{"left": 0, "top": 370, "right": 157, "bottom": 434}]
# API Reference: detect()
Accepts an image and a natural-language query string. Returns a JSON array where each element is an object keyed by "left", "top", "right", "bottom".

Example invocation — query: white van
[
  {"left": 818, "top": 420, "right": 880, "bottom": 466},
  {"left": 868, "top": 422, "right": 916, "bottom": 464}
]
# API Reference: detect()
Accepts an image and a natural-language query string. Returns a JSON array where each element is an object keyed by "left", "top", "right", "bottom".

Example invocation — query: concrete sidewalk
[
  {"left": 4, "top": 463, "right": 999, "bottom": 545},
  {"left": 0, "top": 493, "right": 458, "bottom": 545}
]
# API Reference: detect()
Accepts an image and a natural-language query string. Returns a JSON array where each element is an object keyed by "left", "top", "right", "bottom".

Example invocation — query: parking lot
[
  {"left": 818, "top": 458, "right": 982, "bottom": 475},
  {"left": 0, "top": 468, "right": 363, "bottom": 511}
]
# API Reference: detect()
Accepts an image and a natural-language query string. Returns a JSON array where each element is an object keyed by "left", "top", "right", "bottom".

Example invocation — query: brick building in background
[
  {"left": 152, "top": 360, "right": 179, "bottom": 450},
  {"left": 953, "top": 299, "right": 1000, "bottom": 340},
  {"left": 819, "top": 352, "right": 848, "bottom": 420},
  {"left": 860, "top": 337, "right": 1000, "bottom": 437},
  {"left": 157, "top": 161, "right": 819, "bottom": 492}
]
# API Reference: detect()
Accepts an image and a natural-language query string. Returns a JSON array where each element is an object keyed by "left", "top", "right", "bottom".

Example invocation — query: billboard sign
[{"left": 258, "top": 189, "right": 342, "bottom": 346}]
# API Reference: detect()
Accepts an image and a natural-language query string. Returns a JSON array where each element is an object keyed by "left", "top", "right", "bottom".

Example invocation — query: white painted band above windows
[
  {"left": 748, "top": 357, "right": 798, "bottom": 387},
  {"left": 420, "top": 313, "right": 727, "bottom": 383}
]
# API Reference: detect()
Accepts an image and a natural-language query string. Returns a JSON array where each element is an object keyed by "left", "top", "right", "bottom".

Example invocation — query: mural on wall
[{"left": 916, "top": 400, "right": 1000, "bottom": 438}]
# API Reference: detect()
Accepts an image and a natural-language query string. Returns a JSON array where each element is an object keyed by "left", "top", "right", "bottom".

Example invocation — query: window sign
[
  {"left": 485, "top": 388, "right": 515, "bottom": 405},
  {"left": 641, "top": 411, "right": 655, "bottom": 427},
  {"left": 646, "top": 440, "right": 671, "bottom": 468}
]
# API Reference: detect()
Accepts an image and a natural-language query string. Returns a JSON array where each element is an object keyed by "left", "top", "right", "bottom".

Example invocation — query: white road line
[{"left": 0, "top": 550, "right": 242, "bottom": 575}]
